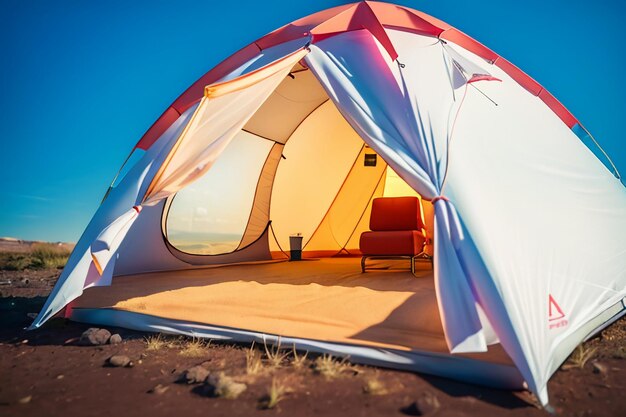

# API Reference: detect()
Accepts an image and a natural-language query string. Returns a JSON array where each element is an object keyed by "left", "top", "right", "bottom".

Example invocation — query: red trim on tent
[
  {"left": 256, "top": 4, "right": 354, "bottom": 50},
  {"left": 311, "top": 2, "right": 400, "bottom": 61},
  {"left": 366, "top": 1, "right": 447, "bottom": 35},
  {"left": 171, "top": 43, "right": 262, "bottom": 116},
  {"left": 440, "top": 28, "right": 498, "bottom": 62},
  {"left": 133, "top": 1, "right": 580, "bottom": 151},
  {"left": 135, "top": 107, "right": 181, "bottom": 150},
  {"left": 134, "top": 43, "right": 261, "bottom": 150},
  {"left": 494, "top": 57, "right": 543, "bottom": 96},
  {"left": 63, "top": 300, "right": 75, "bottom": 319},
  {"left": 538, "top": 89, "right": 578, "bottom": 128}
]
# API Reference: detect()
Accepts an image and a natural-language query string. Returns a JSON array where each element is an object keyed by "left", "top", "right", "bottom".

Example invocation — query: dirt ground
[{"left": 1, "top": 266, "right": 624, "bottom": 417}]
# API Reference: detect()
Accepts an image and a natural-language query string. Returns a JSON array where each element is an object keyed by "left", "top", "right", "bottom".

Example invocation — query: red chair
[{"left": 360, "top": 196, "right": 430, "bottom": 274}]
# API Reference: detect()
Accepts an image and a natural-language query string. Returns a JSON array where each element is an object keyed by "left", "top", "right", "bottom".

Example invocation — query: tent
[{"left": 30, "top": 1, "right": 626, "bottom": 406}]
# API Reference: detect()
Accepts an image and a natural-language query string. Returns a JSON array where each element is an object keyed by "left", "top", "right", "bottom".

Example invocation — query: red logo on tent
[{"left": 548, "top": 294, "right": 568, "bottom": 329}]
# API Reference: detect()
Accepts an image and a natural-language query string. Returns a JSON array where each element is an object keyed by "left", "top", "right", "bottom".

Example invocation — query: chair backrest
[{"left": 370, "top": 197, "right": 424, "bottom": 231}]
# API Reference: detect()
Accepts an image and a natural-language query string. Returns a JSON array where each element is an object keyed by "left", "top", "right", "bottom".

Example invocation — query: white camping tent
[{"left": 30, "top": 1, "right": 626, "bottom": 406}]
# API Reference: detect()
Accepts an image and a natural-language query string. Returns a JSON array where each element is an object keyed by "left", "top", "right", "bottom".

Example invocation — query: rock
[
  {"left": 416, "top": 391, "right": 440, "bottom": 415},
  {"left": 109, "top": 334, "right": 122, "bottom": 344},
  {"left": 148, "top": 384, "right": 169, "bottom": 395},
  {"left": 108, "top": 355, "right": 131, "bottom": 367},
  {"left": 181, "top": 365, "right": 210, "bottom": 384},
  {"left": 204, "top": 372, "right": 247, "bottom": 399},
  {"left": 592, "top": 361, "right": 608, "bottom": 375},
  {"left": 18, "top": 395, "right": 32, "bottom": 404},
  {"left": 79, "top": 328, "right": 111, "bottom": 346}
]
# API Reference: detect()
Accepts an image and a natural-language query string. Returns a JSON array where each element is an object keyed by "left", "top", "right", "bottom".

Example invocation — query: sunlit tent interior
[{"left": 31, "top": 1, "right": 626, "bottom": 407}]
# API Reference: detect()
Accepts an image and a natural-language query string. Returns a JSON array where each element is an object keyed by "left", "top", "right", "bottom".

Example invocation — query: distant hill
[{"left": 0, "top": 237, "right": 75, "bottom": 254}]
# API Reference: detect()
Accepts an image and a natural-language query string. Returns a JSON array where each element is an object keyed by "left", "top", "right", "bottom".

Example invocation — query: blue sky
[{"left": 1, "top": 0, "right": 624, "bottom": 242}]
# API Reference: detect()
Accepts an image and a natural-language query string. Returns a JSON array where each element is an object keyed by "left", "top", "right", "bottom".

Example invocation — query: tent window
[{"left": 165, "top": 131, "right": 272, "bottom": 255}]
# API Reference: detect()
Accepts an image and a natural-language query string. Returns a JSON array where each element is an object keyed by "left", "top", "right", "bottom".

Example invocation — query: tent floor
[{"left": 73, "top": 257, "right": 511, "bottom": 365}]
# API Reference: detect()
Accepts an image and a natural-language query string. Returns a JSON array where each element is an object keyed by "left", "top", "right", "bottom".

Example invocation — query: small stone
[
  {"left": 109, "top": 334, "right": 122, "bottom": 344},
  {"left": 79, "top": 328, "right": 111, "bottom": 346},
  {"left": 26, "top": 313, "right": 38, "bottom": 319},
  {"left": 592, "top": 361, "right": 608, "bottom": 375},
  {"left": 148, "top": 384, "right": 169, "bottom": 395},
  {"left": 18, "top": 395, "right": 32, "bottom": 404},
  {"left": 56, "top": 374, "right": 64, "bottom": 380},
  {"left": 20, "top": 339, "right": 28, "bottom": 344},
  {"left": 204, "top": 372, "right": 247, "bottom": 399},
  {"left": 181, "top": 365, "right": 210, "bottom": 384},
  {"left": 108, "top": 355, "right": 131, "bottom": 367},
  {"left": 416, "top": 391, "right": 440, "bottom": 415}
]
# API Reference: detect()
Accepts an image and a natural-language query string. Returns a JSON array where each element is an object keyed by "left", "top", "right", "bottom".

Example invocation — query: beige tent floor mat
[{"left": 74, "top": 257, "right": 511, "bottom": 364}]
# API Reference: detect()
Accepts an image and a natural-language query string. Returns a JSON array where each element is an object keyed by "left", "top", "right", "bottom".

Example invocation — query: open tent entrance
[
  {"left": 72, "top": 64, "right": 516, "bottom": 381},
  {"left": 163, "top": 64, "right": 436, "bottom": 261}
]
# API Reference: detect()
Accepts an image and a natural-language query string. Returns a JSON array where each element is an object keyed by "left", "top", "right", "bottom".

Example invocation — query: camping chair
[{"left": 359, "top": 196, "right": 431, "bottom": 274}]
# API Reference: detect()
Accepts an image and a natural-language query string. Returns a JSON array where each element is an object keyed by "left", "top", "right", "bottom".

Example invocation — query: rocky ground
[{"left": 1, "top": 266, "right": 624, "bottom": 417}]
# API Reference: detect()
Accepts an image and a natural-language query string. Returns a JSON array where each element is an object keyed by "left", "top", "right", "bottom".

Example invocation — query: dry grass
[
  {"left": 313, "top": 354, "right": 352, "bottom": 379},
  {"left": 259, "top": 377, "right": 288, "bottom": 410},
  {"left": 0, "top": 243, "right": 70, "bottom": 271},
  {"left": 363, "top": 374, "right": 388, "bottom": 395},
  {"left": 563, "top": 344, "right": 597, "bottom": 370},
  {"left": 246, "top": 343, "right": 264, "bottom": 375},
  {"left": 291, "top": 345, "right": 308, "bottom": 369},
  {"left": 0, "top": 253, "right": 31, "bottom": 271},
  {"left": 263, "top": 338, "right": 290, "bottom": 368},
  {"left": 30, "top": 243, "right": 70, "bottom": 269},
  {"left": 144, "top": 333, "right": 167, "bottom": 351},
  {"left": 179, "top": 337, "right": 210, "bottom": 357}
]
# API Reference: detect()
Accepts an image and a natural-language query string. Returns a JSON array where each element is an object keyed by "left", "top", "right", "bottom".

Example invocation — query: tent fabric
[
  {"left": 165, "top": 130, "right": 274, "bottom": 255},
  {"left": 71, "top": 258, "right": 511, "bottom": 362},
  {"left": 303, "top": 145, "right": 387, "bottom": 254},
  {"left": 144, "top": 48, "right": 309, "bottom": 204},
  {"left": 31, "top": 2, "right": 626, "bottom": 408},
  {"left": 304, "top": 27, "right": 625, "bottom": 404},
  {"left": 90, "top": 48, "right": 308, "bottom": 276},
  {"left": 236, "top": 143, "right": 285, "bottom": 249},
  {"left": 133, "top": 1, "right": 587, "bottom": 153},
  {"left": 304, "top": 29, "right": 492, "bottom": 357},
  {"left": 32, "top": 47, "right": 308, "bottom": 327},
  {"left": 242, "top": 69, "right": 328, "bottom": 144},
  {"left": 440, "top": 40, "right": 626, "bottom": 401},
  {"left": 268, "top": 101, "right": 366, "bottom": 252},
  {"left": 29, "top": 104, "right": 200, "bottom": 328}
]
